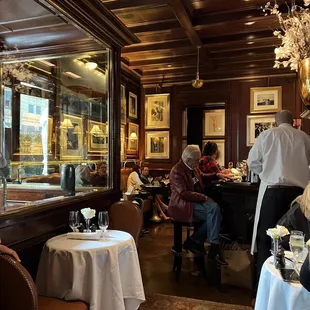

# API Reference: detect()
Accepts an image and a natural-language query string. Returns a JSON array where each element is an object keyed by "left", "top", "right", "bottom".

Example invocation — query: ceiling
[{"left": 102, "top": 0, "right": 301, "bottom": 86}]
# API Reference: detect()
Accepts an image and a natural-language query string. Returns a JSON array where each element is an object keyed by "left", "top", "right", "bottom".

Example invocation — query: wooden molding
[{"left": 40, "top": 0, "right": 140, "bottom": 47}]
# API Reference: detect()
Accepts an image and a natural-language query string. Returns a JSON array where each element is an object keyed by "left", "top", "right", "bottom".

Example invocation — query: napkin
[{"left": 67, "top": 230, "right": 102, "bottom": 240}]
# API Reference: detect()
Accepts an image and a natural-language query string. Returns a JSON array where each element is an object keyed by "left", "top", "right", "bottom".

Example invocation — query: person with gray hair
[
  {"left": 169, "top": 145, "right": 227, "bottom": 264},
  {"left": 247, "top": 109, "right": 310, "bottom": 281}
]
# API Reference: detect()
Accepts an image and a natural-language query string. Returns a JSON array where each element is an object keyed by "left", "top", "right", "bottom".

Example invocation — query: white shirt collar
[
  {"left": 182, "top": 159, "right": 194, "bottom": 170},
  {"left": 279, "top": 123, "right": 293, "bottom": 128}
]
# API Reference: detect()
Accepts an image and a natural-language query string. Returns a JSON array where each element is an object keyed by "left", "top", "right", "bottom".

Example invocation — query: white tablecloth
[
  {"left": 36, "top": 230, "right": 145, "bottom": 310},
  {"left": 255, "top": 257, "right": 310, "bottom": 310}
]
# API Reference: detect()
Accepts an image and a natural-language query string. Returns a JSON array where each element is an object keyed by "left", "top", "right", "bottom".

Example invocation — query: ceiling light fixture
[
  {"left": 245, "top": 21, "right": 256, "bottom": 25},
  {"left": 191, "top": 45, "right": 204, "bottom": 89},
  {"left": 85, "top": 62, "right": 98, "bottom": 70}
]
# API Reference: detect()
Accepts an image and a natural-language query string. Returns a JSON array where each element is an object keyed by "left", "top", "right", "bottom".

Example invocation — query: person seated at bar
[
  {"left": 199, "top": 141, "right": 233, "bottom": 179},
  {"left": 140, "top": 166, "right": 151, "bottom": 184},
  {"left": 0, "top": 242, "right": 20, "bottom": 262},
  {"left": 75, "top": 161, "right": 107, "bottom": 187},
  {"left": 277, "top": 183, "right": 310, "bottom": 249},
  {"left": 169, "top": 145, "right": 227, "bottom": 265},
  {"left": 127, "top": 164, "right": 144, "bottom": 193}
]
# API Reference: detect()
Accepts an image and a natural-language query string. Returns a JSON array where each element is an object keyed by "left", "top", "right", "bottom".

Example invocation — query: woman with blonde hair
[{"left": 277, "top": 183, "right": 310, "bottom": 244}]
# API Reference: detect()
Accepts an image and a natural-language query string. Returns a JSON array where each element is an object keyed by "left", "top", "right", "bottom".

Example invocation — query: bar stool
[{"left": 171, "top": 219, "right": 206, "bottom": 281}]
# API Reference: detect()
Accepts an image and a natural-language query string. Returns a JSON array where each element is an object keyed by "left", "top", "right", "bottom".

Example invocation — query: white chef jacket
[
  {"left": 127, "top": 171, "right": 143, "bottom": 193},
  {"left": 247, "top": 123, "right": 310, "bottom": 253}
]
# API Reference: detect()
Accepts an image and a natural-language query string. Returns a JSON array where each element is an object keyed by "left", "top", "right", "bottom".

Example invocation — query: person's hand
[
  {"left": 216, "top": 173, "right": 229, "bottom": 180},
  {"left": 0, "top": 245, "right": 21, "bottom": 262}
]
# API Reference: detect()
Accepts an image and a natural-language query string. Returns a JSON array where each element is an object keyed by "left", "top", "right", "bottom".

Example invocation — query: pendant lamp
[{"left": 191, "top": 46, "right": 204, "bottom": 89}]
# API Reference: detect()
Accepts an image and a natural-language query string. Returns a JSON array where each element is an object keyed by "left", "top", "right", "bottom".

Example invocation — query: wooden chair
[
  {"left": 108, "top": 201, "right": 143, "bottom": 246},
  {"left": 0, "top": 254, "right": 88, "bottom": 310}
]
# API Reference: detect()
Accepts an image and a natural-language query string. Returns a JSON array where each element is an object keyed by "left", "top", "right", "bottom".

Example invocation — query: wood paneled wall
[{"left": 140, "top": 74, "right": 310, "bottom": 169}]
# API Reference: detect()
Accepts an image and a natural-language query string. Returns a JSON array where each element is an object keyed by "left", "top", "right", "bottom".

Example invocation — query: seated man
[
  {"left": 140, "top": 166, "right": 151, "bottom": 184},
  {"left": 168, "top": 145, "right": 226, "bottom": 265}
]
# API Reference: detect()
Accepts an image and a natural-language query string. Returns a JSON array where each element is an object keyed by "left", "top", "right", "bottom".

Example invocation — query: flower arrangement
[
  {"left": 81, "top": 208, "right": 96, "bottom": 220},
  {"left": 264, "top": 0, "right": 310, "bottom": 71},
  {"left": 266, "top": 225, "right": 290, "bottom": 239}
]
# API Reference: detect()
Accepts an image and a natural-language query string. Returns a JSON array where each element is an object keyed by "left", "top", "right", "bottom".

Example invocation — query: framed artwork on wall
[
  {"left": 182, "top": 108, "right": 187, "bottom": 137},
  {"left": 120, "top": 124, "right": 126, "bottom": 161},
  {"left": 120, "top": 85, "right": 126, "bottom": 124},
  {"left": 87, "top": 120, "right": 108, "bottom": 153},
  {"left": 202, "top": 139, "right": 225, "bottom": 166},
  {"left": 250, "top": 86, "right": 282, "bottom": 114},
  {"left": 48, "top": 117, "right": 53, "bottom": 154},
  {"left": 247, "top": 114, "right": 276, "bottom": 146},
  {"left": 127, "top": 122, "right": 139, "bottom": 155},
  {"left": 128, "top": 92, "right": 138, "bottom": 119},
  {"left": 60, "top": 113, "right": 83, "bottom": 160},
  {"left": 145, "top": 93, "right": 170, "bottom": 129},
  {"left": 145, "top": 131, "right": 170, "bottom": 159},
  {"left": 204, "top": 109, "right": 225, "bottom": 137}
]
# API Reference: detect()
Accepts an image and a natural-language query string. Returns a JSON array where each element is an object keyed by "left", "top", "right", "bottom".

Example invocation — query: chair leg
[
  {"left": 173, "top": 255, "right": 182, "bottom": 281},
  {"left": 173, "top": 223, "right": 183, "bottom": 281}
]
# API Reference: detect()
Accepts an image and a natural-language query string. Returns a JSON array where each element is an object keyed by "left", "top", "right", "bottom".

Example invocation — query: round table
[
  {"left": 36, "top": 230, "right": 145, "bottom": 310},
  {"left": 255, "top": 256, "right": 310, "bottom": 310}
]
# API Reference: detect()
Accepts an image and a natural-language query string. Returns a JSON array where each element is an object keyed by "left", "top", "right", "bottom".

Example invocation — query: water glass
[
  {"left": 289, "top": 230, "right": 305, "bottom": 272},
  {"left": 69, "top": 211, "right": 80, "bottom": 232},
  {"left": 98, "top": 211, "right": 109, "bottom": 237}
]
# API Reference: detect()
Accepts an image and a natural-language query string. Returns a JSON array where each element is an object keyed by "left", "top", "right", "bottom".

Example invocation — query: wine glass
[
  {"left": 289, "top": 230, "right": 304, "bottom": 273},
  {"left": 98, "top": 211, "right": 109, "bottom": 238},
  {"left": 69, "top": 211, "right": 80, "bottom": 232}
]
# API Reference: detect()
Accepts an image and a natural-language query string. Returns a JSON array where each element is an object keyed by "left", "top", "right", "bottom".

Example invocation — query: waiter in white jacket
[{"left": 247, "top": 110, "right": 310, "bottom": 279}]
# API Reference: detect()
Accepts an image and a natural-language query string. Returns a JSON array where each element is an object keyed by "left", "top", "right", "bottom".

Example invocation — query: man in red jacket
[{"left": 169, "top": 145, "right": 226, "bottom": 265}]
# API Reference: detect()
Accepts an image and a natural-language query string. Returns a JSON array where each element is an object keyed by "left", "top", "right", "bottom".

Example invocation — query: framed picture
[
  {"left": 145, "top": 93, "right": 170, "bottom": 129},
  {"left": 127, "top": 122, "right": 139, "bottom": 155},
  {"left": 202, "top": 139, "right": 225, "bottom": 166},
  {"left": 250, "top": 86, "right": 282, "bottom": 113},
  {"left": 120, "top": 124, "right": 126, "bottom": 161},
  {"left": 247, "top": 114, "right": 276, "bottom": 146},
  {"left": 88, "top": 120, "right": 108, "bottom": 153},
  {"left": 128, "top": 92, "right": 138, "bottom": 119},
  {"left": 145, "top": 131, "right": 170, "bottom": 159},
  {"left": 60, "top": 114, "right": 83, "bottom": 160},
  {"left": 48, "top": 117, "right": 53, "bottom": 154},
  {"left": 120, "top": 85, "right": 127, "bottom": 124},
  {"left": 182, "top": 108, "right": 187, "bottom": 137},
  {"left": 204, "top": 109, "right": 225, "bottom": 137}
]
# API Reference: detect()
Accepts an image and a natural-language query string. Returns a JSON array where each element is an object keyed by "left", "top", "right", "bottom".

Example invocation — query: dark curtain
[{"left": 187, "top": 107, "right": 203, "bottom": 151}]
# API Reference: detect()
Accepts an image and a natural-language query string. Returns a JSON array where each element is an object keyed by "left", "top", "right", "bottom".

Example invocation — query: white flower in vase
[
  {"left": 267, "top": 225, "right": 290, "bottom": 239},
  {"left": 81, "top": 208, "right": 96, "bottom": 220}
]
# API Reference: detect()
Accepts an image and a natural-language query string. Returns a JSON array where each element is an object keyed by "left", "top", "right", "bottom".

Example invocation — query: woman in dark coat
[{"left": 277, "top": 184, "right": 310, "bottom": 292}]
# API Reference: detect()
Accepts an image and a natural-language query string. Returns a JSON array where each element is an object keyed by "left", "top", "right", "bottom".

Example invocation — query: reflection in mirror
[{"left": 2, "top": 50, "right": 111, "bottom": 196}]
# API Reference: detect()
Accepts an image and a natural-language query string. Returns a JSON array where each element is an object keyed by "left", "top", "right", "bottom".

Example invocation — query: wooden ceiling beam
[
  {"left": 168, "top": 0, "right": 201, "bottom": 46},
  {"left": 101, "top": 0, "right": 168, "bottom": 11},
  {"left": 128, "top": 19, "right": 180, "bottom": 34},
  {"left": 122, "top": 38, "right": 190, "bottom": 54}
]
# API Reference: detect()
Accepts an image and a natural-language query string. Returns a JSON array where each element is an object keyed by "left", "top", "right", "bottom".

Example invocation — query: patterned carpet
[{"left": 140, "top": 293, "right": 253, "bottom": 310}]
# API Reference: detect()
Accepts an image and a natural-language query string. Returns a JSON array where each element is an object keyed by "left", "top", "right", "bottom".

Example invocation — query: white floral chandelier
[{"left": 264, "top": 0, "right": 310, "bottom": 71}]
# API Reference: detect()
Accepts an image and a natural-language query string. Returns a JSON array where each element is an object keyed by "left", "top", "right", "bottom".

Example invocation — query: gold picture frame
[
  {"left": 121, "top": 85, "right": 127, "bottom": 124},
  {"left": 120, "top": 124, "right": 126, "bottom": 161},
  {"left": 247, "top": 114, "right": 276, "bottom": 146},
  {"left": 87, "top": 120, "right": 108, "bottom": 154},
  {"left": 60, "top": 114, "right": 83, "bottom": 160},
  {"left": 127, "top": 122, "right": 139, "bottom": 155},
  {"left": 128, "top": 92, "right": 138, "bottom": 119},
  {"left": 203, "top": 109, "right": 225, "bottom": 137},
  {"left": 145, "top": 131, "right": 170, "bottom": 159},
  {"left": 145, "top": 93, "right": 170, "bottom": 129},
  {"left": 250, "top": 86, "right": 282, "bottom": 114}
]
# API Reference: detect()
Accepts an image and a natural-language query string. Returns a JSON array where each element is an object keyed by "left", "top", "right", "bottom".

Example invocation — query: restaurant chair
[
  {"left": 0, "top": 254, "right": 88, "bottom": 310},
  {"left": 108, "top": 200, "right": 143, "bottom": 246},
  {"left": 171, "top": 219, "right": 206, "bottom": 282}
]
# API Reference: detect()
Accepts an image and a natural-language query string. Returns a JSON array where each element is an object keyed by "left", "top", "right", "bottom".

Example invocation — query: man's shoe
[{"left": 183, "top": 238, "right": 205, "bottom": 255}]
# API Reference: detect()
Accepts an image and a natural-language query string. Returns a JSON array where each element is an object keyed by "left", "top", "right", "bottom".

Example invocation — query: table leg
[{"left": 150, "top": 193, "right": 162, "bottom": 223}]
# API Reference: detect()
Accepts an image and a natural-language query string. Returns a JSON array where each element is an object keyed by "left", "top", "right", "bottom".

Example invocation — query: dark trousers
[{"left": 256, "top": 186, "right": 303, "bottom": 280}]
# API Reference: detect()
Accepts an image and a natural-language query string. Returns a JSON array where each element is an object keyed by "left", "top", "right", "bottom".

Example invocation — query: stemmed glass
[
  {"left": 69, "top": 211, "right": 80, "bottom": 232},
  {"left": 289, "top": 230, "right": 304, "bottom": 274},
  {"left": 98, "top": 211, "right": 109, "bottom": 238}
]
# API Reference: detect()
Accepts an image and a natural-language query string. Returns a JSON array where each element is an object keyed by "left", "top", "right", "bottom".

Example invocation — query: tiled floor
[{"left": 138, "top": 222, "right": 254, "bottom": 307}]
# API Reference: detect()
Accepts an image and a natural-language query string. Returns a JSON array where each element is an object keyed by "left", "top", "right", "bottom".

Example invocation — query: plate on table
[{"left": 67, "top": 230, "right": 102, "bottom": 240}]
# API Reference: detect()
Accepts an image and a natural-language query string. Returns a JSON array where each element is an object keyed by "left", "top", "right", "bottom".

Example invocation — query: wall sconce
[
  {"left": 85, "top": 61, "right": 98, "bottom": 70},
  {"left": 129, "top": 132, "right": 138, "bottom": 140},
  {"left": 90, "top": 125, "right": 103, "bottom": 136},
  {"left": 60, "top": 118, "right": 74, "bottom": 129}
]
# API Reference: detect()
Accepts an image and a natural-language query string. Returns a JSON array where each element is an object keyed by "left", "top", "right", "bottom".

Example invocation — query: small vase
[
  {"left": 85, "top": 219, "right": 91, "bottom": 233},
  {"left": 273, "top": 237, "right": 279, "bottom": 265}
]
